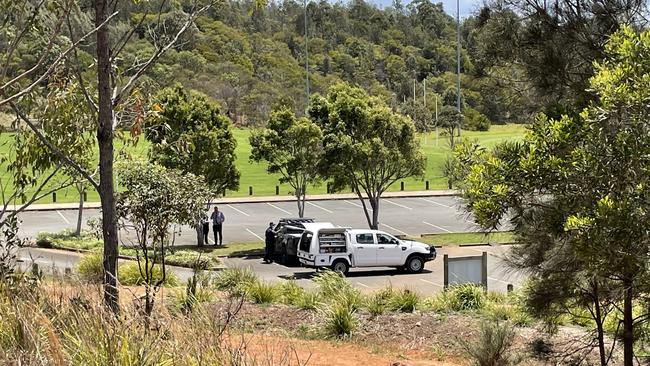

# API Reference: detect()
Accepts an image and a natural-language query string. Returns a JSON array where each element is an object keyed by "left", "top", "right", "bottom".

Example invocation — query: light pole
[
  {"left": 456, "top": 0, "right": 461, "bottom": 136},
  {"left": 304, "top": 0, "right": 310, "bottom": 110}
]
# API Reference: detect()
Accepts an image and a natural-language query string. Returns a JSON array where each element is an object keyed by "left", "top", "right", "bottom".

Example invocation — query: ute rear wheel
[
  {"left": 405, "top": 255, "right": 424, "bottom": 274},
  {"left": 331, "top": 260, "right": 349, "bottom": 275}
]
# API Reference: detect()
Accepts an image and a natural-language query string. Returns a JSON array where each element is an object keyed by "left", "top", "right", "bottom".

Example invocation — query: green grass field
[{"left": 0, "top": 124, "right": 526, "bottom": 203}]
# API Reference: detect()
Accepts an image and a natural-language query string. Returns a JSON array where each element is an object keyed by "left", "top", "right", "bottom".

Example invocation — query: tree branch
[
  {"left": 0, "top": 10, "right": 119, "bottom": 107},
  {"left": 11, "top": 103, "right": 100, "bottom": 192}
]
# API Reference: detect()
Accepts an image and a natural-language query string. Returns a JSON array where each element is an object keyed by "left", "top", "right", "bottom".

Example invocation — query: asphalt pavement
[
  {"left": 18, "top": 244, "right": 524, "bottom": 296},
  {"left": 17, "top": 195, "right": 481, "bottom": 245}
]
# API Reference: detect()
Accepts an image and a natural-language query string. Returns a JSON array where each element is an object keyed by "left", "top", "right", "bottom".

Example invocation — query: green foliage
[
  {"left": 250, "top": 107, "right": 323, "bottom": 216},
  {"left": 246, "top": 281, "right": 280, "bottom": 304},
  {"left": 321, "top": 299, "right": 358, "bottom": 337},
  {"left": 75, "top": 253, "right": 104, "bottom": 284},
  {"left": 213, "top": 267, "right": 258, "bottom": 296},
  {"left": 459, "top": 321, "right": 520, "bottom": 366},
  {"left": 447, "top": 285, "right": 486, "bottom": 311},
  {"left": 296, "top": 292, "right": 320, "bottom": 310},
  {"left": 278, "top": 280, "right": 306, "bottom": 305},
  {"left": 313, "top": 269, "right": 362, "bottom": 310},
  {"left": 311, "top": 82, "right": 426, "bottom": 228},
  {"left": 365, "top": 287, "right": 395, "bottom": 316},
  {"left": 388, "top": 288, "right": 420, "bottom": 313},
  {"left": 464, "top": 108, "right": 491, "bottom": 131},
  {"left": 146, "top": 85, "right": 240, "bottom": 194},
  {"left": 118, "top": 262, "right": 178, "bottom": 287}
]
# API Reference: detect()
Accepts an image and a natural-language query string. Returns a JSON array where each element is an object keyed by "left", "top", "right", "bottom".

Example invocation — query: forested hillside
[{"left": 14, "top": 0, "right": 533, "bottom": 130}]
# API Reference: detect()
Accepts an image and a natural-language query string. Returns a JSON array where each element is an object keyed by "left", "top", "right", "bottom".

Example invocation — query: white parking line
[
  {"left": 344, "top": 200, "right": 363, "bottom": 208},
  {"left": 355, "top": 281, "right": 371, "bottom": 289},
  {"left": 380, "top": 223, "right": 409, "bottom": 236},
  {"left": 422, "top": 221, "right": 452, "bottom": 233},
  {"left": 384, "top": 199, "right": 413, "bottom": 210},
  {"left": 227, "top": 204, "right": 250, "bottom": 217},
  {"left": 419, "top": 197, "right": 452, "bottom": 209},
  {"left": 245, "top": 228, "right": 263, "bottom": 241},
  {"left": 420, "top": 278, "right": 443, "bottom": 287},
  {"left": 266, "top": 202, "right": 292, "bottom": 215},
  {"left": 56, "top": 210, "right": 70, "bottom": 224},
  {"left": 306, "top": 201, "right": 333, "bottom": 213}
]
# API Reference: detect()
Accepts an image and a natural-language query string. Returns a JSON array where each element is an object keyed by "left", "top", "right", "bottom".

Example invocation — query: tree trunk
[
  {"left": 370, "top": 196, "right": 379, "bottom": 230},
  {"left": 76, "top": 185, "right": 84, "bottom": 237},
  {"left": 96, "top": 0, "right": 119, "bottom": 313},
  {"left": 623, "top": 282, "right": 634, "bottom": 366},
  {"left": 296, "top": 186, "right": 305, "bottom": 218},
  {"left": 593, "top": 282, "right": 607, "bottom": 366},
  {"left": 196, "top": 223, "right": 204, "bottom": 247}
]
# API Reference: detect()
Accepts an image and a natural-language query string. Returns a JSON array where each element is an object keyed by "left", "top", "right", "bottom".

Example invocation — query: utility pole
[
  {"left": 413, "top": 79, "right": 416, "bottom": 103},
  {"left": 456, "top": 0, "right": 462, "bottom": 136},
  {"left": 304, "top": 0, "right": 309, "bottom": 110},
  {"left": 435, "top": 94, "right": 439, "bottom": 147},
  {"left": 423, "top": 78, "right": 426, "bottom": 107}
]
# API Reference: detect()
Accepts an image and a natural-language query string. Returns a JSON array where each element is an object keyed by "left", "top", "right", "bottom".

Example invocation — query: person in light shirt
[{"left": 210, "top": 206, "right": 225, "bottom": 246}]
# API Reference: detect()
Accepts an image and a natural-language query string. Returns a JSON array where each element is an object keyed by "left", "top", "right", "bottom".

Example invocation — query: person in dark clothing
[
  {"left": 211, "top": 206, "right": 225, "bottom": 246},
  {"left": 201, "top": 214, "right": 210, "bottom": 245},
  {"left": 264, "top": 222, "right": 275, "bottom": 263}
]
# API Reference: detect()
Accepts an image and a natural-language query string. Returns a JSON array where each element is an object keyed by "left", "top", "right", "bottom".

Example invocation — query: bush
[
  {"left": 278, "top": 280, "right": 306, "bottom": 305},
  {"left": 322, "top": 299, "right": 357, "bottom": 337},
  {"left": 118, "top": 262, "right": 179, "bottom": 287},
  {"left": 213, "top": 267, "right": 258, "bottom": 296},
  {"left": 313, "top": 270, "right": 361, "bottom": 310},
  {"left": 447, "top": 284, "right": 486, "bottom": 311},
  {"left": 76, "top": 253, "right": 104, "bottom": 283},
  {"left": 463, "top": 108, "right": 491, "bottom": 131},
  {"left": 484, "top": 303, "right": 532, "bottom": 327},
  {"left": 459, "top": 321, "right": 520, "bottom": 366},
  {"left": 388, "top": 288, "right": 420, "bottom": 313},
  {"left": 365, "top": 287, "right": 394, "bottom": 316},
  {"left": 296, "top": 292, "right": 320, "bottom": 310},
  {"left": 247, "top": 281, "right": 280, "bottom": 304},
  {"left": 166, "top": 250, "right": 218, "bottom": 270}
]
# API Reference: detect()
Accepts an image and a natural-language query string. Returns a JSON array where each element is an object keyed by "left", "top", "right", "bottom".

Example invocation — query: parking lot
[{"left": 18, "top": 196, "right": 481, "bottom": 244}]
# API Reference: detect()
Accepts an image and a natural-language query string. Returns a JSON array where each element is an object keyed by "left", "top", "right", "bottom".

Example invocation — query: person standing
[
  {"left": 264, "top": 222, "right": 275, "bottom": 263},
  {"left": 201, "top": 213, "right": 210, "bottom": 245},
  {"left": 211, "top": 206, "right": 225, "bottom": 246}
]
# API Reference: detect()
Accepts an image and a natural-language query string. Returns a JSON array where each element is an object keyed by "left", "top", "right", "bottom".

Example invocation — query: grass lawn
[
  {"left": 1, "top": 124, "right": 526, "bottom": 203},
  {"left": 416, "top": 231, "right": 515, "bottom": 246}
]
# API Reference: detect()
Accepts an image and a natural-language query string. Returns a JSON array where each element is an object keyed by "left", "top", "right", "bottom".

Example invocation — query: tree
[
  {"left": 250, "top": 107, "right": 323, "bottom": 217},
  {"left": 116, "top": 160, "right": 212, "bottom": 316},
  {"left": 437, "top": 105, "right": 462, "bottom": 149},
  {"left": 310, "top": 82, "right": 425, "bottom": 229},
  {"left": 145, "top": 85, "right": 240, "bottom": 246},
  {"left": 450, "top": 28, "right": 650, "bottom": 365}
]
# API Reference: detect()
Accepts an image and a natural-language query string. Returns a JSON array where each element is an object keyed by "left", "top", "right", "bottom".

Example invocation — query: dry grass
[{"left": 0, "top": 279, "right": 308, "bottom": 365}]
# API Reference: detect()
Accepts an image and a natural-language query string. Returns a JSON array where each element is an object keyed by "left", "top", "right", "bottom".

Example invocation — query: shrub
[
  {"left": 247, "top": 281, "right": 280, "bottom": 304},
  {"left": 118, "top": 262, "right": 179, "bottom": 287},
  {"left": 484, "top": 303, "right": 532, "bottom": 327},
  {"left": 388, "top": 288, "right": 420, "bottom": 313},
  {"left": 459, "top": 321, "right": 520, "bottom": 366},
  {"left": 447, "top": 284, "right": 486, "bottom": 311},
  {"left": 166, "top": 251, "right": 217, "bottom": 270},
  {"left": 296, "top": 292, "right": 320, "bottom": 310},
  {"left": 213, "top": 267, "right": 258, "bottom": 296},
  {"left": 313, "top": 270, "right": 361, "bottom": 310},
  {"left": 76, "top": 253, "right": 104, "bottom": 283},
  {"left": 365, "top": 287, "right": 394, "bottom": 316},
  {"left": 322, "top": 300, "right": 357, "bottom": 337},
  {"left": 463, "top": 108, "right": 491, "bottom": 131},
  {"left": 278, "top": 280, "right": 306, "bottom": 305}
]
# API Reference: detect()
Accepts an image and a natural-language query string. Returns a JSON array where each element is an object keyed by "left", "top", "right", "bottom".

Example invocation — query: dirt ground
[{"left": 204, "top": 301, "right": 621, "bottom": 366}]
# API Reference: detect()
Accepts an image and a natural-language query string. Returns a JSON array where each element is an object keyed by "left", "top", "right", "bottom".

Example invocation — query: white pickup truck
[{"left": 297, "top": 226, "right": 436, "bottom": 274}]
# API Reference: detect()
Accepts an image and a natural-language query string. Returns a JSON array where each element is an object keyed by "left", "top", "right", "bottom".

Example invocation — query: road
[
  {"left": 17, "top": 196, "right": 481, "bottom": 245},
  {"left": 18, "top": 244, "right": 524, "bottom": 296}
]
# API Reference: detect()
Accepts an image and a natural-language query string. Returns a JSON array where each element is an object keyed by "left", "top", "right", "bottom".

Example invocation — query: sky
[{"left": 372, "top": 0, "right": 481, "bottom": 18}]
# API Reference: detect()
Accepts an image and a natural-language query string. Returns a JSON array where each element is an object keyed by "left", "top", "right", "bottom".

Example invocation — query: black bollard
[
  {"left": 400, "top": 181, "right": 405, "bottom": 191},
  {"left": 53, "top": 192, "right": 57, "bottom": 203},
  {"left": 425, "top": 181, "right": 430, "bottom": 190},
  {"left": 249, "top": 186, "right": 253, "bottom": 195}
]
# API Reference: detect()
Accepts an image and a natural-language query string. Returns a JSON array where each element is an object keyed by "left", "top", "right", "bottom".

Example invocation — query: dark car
[{"left": 272, "top": 218, "right": 315, "bottom": 264}]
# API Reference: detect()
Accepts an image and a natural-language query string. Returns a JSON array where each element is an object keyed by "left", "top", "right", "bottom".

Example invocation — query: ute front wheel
[{"left": 405, "top": 255, "right": 424, "bottom": 274}]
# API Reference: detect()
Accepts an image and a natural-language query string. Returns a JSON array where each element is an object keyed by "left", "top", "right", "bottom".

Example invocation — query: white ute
[{"left": 297, "top": 227, "right": 436, "bottom": 275}]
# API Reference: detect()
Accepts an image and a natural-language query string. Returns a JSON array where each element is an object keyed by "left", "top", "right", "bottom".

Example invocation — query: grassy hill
[{"left": 0, "top": 124, "right": 526, "bottom": 204}]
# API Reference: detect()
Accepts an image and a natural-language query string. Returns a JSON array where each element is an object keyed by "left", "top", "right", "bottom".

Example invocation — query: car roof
[
  {"left": 347, "top": 229, "right": 387, "bottom": 235},
  {"left": 301, "top": 222, "right": 336, "bottom": 231}
]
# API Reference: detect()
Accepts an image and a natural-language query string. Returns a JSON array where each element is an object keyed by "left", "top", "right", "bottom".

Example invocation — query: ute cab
[{"left": 297, "top": 228, "right": 436, "bottom": 275}]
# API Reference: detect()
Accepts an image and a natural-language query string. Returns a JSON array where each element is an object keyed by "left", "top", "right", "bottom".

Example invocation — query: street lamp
[
  {"left": 456, "top": 0, "right": 461, "bottom": 136},
  {"left": 304, "top": 0, "right": 310, "bottom": 111}
]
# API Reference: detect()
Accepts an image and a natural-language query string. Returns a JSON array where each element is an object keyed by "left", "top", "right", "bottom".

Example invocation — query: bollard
[
  {"left": 507, "top": 284, "right": 514, "bottom": 293},
  {"left": 425, "top": 180, "right": 430, "bottom": 190},
  {"left": 83, "top": 191, "right": 88, "bottom": 202},
  {"left": 326, "top": 182, "right": 331, "bottom": 194},
  {"left": 52, "top": 192, "right": 57, "bottom": 203},
  {"left": 275, "top": 186, "right": 279, "bottom": 195},
  {"left": 249, "top": 186, "right": 253, "bottom": 196},
  {"left": 400, "top": 181, "right": 404, "bottom": 191}
]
